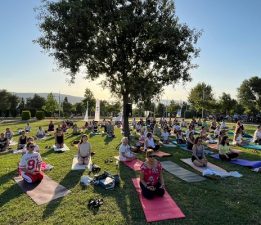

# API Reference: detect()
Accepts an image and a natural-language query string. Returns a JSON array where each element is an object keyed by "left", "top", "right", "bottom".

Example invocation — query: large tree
[
  {"left": 36, "top": 0, "right": 201, "bottom": 136},
  {"left": 188, "top": 82, "right": 215, "bottom": 117},
  {"left": 218, "top": 92, "right": 237, "bottom": 115},
  {"left": 62, "top": 96, "right": 73, "bottom": 116},
  {"left": 0, "top": 90, "right": 11, "bottom": 116},
  {"left": 43, "top": 93, "right": 58, "bottom": 116},
  {"left": 26, "top": 94, "right": 46, "bottom": 116},
  {"left": 237, "top": 76, "right": 261, "bottom": 114},
  {"left": 82, "top": 88, "right": 96, "bottom": 116}
]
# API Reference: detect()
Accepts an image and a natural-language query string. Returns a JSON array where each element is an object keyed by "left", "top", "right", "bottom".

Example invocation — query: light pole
[{"left": 202, "top": 88, "right": 204, "bottom": 119}]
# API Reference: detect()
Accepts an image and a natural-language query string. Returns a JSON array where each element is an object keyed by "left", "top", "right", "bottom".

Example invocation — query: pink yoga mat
[
  {"left": 123, "top": 159, "right": 143, "bottom": 171},
  {"left": 152, "top": 151, "right": 172, "bottom": 157},
  {"left": 132, "top": 178, "right": 185, "bottom": 222}
]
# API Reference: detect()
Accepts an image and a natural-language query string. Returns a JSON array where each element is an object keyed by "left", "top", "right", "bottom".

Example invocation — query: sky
[{"left": 0, "top": 0, "right": 261, "bottom": 102}]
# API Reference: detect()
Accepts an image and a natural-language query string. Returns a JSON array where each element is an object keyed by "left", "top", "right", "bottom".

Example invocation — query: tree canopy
[
  {"left": 238, "top": 76, "right": 261, "bottom": 114},
  {"left": 188, "top": 82, "right": 214, "bottom": 117},
  {"left": 36, "top": 0, "right": 201, "bottom": 136}
]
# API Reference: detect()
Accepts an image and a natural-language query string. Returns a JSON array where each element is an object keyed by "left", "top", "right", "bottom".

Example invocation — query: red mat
[
  {"left": 132, "top": 178, "right": 185, "bottom": 222},
  {"left": 152, "top": 151, "right": 172, "bottom": 157},
  {"left": 123, "top": 159, "right": 143, "bottom": 171}
]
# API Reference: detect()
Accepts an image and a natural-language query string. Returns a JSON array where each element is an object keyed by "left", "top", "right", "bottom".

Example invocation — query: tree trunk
[{"left": 123, "top": 93, "right": 130, "bottom": 138}]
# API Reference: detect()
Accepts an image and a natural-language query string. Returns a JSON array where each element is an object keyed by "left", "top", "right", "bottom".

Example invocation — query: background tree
[
  {"left": 219, "top": 93, "right": 237, "bottom": 115},
  {"left": 74, "top": 102, "right": 85, "bottom": 116},
  {"left": 188, "top": 83, "right": 214, "bottom": 117},
  {"left": 168, "top": 100, "right": 180, "bottom": 117},
  {"left": 26, "top": 94, "right": 46, "bottom": 117},
  {"left": 156, "top": 103, "right": 166, "bottom": 117},
  {"left": 82, "top": 88, "right": 96, "bottom": 116},
  {"left": 17, "top": 98, "right": 25, "bottom": 115},
  {"left": 36, "top": 0, "right": 201, "bottom": 136},
  {"left": 43, "top": 93, "right": 58, "bottom": 116},
  {"left": 238, "top": 76, "right": 261, "bottom": 115},
  {"left": 8, "top": 94, "right": 20, "bottom": 117},
  {"left": 62, "top": 96, "right": 73, "bottom": 117},
  {"left": 0, "top": 90, "right": 11, "bottom": 117}
]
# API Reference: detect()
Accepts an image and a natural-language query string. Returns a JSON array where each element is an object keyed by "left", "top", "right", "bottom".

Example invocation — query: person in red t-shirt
[
  {"left": 19, "top": 143, "right": 44, "bottom": 183},
  {"left": 139, "top": 149, "right": 165, "bottom": 199}
]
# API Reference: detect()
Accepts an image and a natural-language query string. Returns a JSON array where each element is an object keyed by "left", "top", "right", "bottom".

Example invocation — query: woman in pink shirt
[{"left": 139, "top": 149, "right": 165, "bottom": 199}]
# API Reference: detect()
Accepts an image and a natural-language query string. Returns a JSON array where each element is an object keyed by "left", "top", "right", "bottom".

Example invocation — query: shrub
[
  {"left": 21, "top": 111, "right": 31, "bottom": 120},
  {"left": 35, "top": 111, "right": 45, "bottom": 120}
]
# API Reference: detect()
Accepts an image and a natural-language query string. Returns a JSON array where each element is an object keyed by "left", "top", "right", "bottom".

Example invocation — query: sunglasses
[
  {"left": 29, "top": 145, "right": 35, "bottom": 148},
  {"left": 148, "top": 155, "right": 156, "bottom": 158}
]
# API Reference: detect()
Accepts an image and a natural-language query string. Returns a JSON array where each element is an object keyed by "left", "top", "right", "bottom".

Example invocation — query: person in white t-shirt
[
  {"left": 19, "top": 143, "right": 43, "bottom": 183},
  {"left": 78, "top": 134, "right": 91, "bottom": 165},
  {"left": 36, "top": 126, "right": 46, "bottom": 139},
  {"left": 185, "top": 126, "right": 194, "bottom": 139},
  {"left": 161, "top": 128, "right": 170, "bottom": 144},
  {"left": 220, "top": 121, "right": 227, "bottom": 130},
  {"left": 144, "top": 133, "right": 160, "bottom": 151},
  {"left": 173, "top": 123, "right": 181, "bottom": 134},
  {"left": 119, "top": 137, "right": 136, "bottom": 161},
  {"left": 253, "top": 125, "right": 261, "bottom": 145}
]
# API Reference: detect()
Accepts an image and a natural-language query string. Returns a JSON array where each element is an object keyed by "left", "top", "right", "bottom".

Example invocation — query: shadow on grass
[
  {"left": 0, "top": 182, "right": 23, "bottom": 207},
  {"left": 0, "top": 169, "right": 18, "bottom": 186},
  {"left": 42, "top": 170, "right": 84, "bottom": 219},
  {"left": 91, "top": 163, "right": 143, "bottom": 223},
  {"left": 104, "top": 136, "right": 114, "bottom": 145}
]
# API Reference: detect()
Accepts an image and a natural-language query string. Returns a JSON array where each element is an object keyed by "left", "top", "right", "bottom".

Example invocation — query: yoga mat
[
  {"left": 243, "top": 144, "right": 261, "bottom": 150},
  {"left": 163, "top": 143, "right": 176, "bottom": 148},
  {"left": 123, "top": 159, "right": 143, "bottom": 171},
  {"left": 9, "top": 140, "right": 18, "bottom": 146},
  {"left": 71, "top": 155, "right": 87, "bottom": 170},
  {"left": 211, "top": 154, "right": 261, "bottom": 168},
  {"left": 14, "top": 175, "right": 70, "bottom": 205},
  {"left": 152, "top": 151, "right": 172, "bottom": 157},
  {"left": 207, "top": 143, "right": 218, "bottom": 150},
  {"left": 53, "top": 144, "right": 70, "bottom": 152},
  {"left": 132, "top": 178, "right": 185, "bottom": 222},
  {"left": 172, "top": 140, "right": 187, "bottom": 147},
  {"left": 181, "top": 158, "right": 227, "bottom": 173},
  {"left": 161, "top": 161, "right": 206, "bottom": 182}
]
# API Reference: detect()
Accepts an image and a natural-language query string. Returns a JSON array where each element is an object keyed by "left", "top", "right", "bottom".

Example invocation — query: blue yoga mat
[
  {"left": 243, "top": 144, "right": 261, "bottom": 150},
  {"left": 172, "top": 140, "right": 187, "bottom": 147},
  {"left": 211, "top": 154, "right": 261, "bottom": 168}
]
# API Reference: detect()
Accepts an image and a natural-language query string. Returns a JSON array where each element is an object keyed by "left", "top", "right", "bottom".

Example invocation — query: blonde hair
[
  {"left": 121, "top": 137, "right": 128, "bottom": 143},
  {"left": 146, "top": 149, "right": 154, "bottom": 158}
]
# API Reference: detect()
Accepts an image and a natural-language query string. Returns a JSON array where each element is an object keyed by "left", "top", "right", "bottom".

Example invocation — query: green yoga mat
[{"left": 161, "top": 161, "right": 206, "bottom": 183}]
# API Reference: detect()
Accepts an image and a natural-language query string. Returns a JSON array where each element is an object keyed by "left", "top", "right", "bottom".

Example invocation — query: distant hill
[{"left": 14, "top": 93, "right": 84, "bottom": 104}]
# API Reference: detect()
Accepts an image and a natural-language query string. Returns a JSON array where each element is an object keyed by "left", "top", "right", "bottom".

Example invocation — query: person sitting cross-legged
[
  {"left": 144, "top": 132, "right": 160, "bottom": 151},
  {"left": 219, "top": 136, "right": 239, "bottom": 161},
  {"left": 106, "top": 121, "right": 115, "bottom": 138},
  {"left": 36, "top": 126, "right": 46, "bottom": 139},
  {"left": 161, "top": 128, "right": 170, "bottom": 144},
  {"left": 17, "top": 131, "right": 27, "bottom": 150},
  {"left": 19, "top": 143, "right": 44, "bottom": 184},
  {"left": 191, "top": 137, "right": 208, "bottom": 167},
  {"left": 119, "top": 137, "right": 136, "bottom": 161},
  {"left": 78, "top": 134, "right": 91, "bottom": 165},
  {"left": 55, "top": 129, "right": 64, "bottom": 148},
  {"left": 253, "top": 125, "right": 261, "bottom": 145},
  {"left": 139, "top": 149, "right": 165, "bottom": 199},
  {"left": 0, "top": 133, "right": 8, "bottom": 152}
]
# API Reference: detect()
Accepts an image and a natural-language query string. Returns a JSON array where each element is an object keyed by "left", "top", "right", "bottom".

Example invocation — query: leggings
[
  {"left": 219, "top": 152, "right": 238, "bottom": 161},
  {"left": 140, "top": 182, "right": 165, "bottom": 199}
]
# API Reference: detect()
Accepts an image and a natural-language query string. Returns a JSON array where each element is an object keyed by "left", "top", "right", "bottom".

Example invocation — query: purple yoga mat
[{"left": 211, "top": 154, "right": 261, "bottom": 168}]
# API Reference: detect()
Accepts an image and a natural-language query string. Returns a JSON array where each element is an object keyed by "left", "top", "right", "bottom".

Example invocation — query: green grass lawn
[{"left": 0, "top": 120, "right": 260, "bottom": 225}]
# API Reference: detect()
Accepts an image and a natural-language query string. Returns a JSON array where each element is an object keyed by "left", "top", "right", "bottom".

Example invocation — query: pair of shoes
[{"left": 88, "top": 199, "right": 103, "bottom": 209}]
